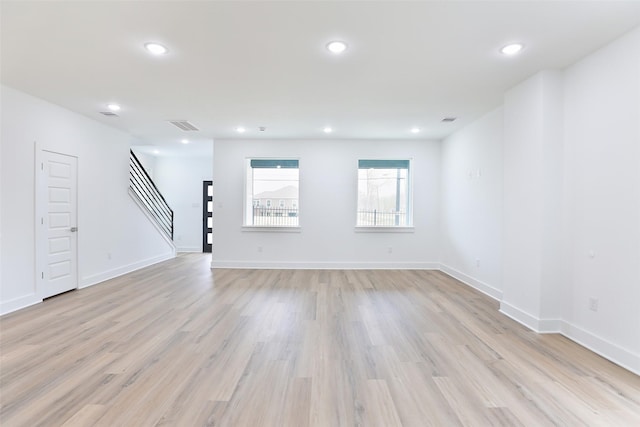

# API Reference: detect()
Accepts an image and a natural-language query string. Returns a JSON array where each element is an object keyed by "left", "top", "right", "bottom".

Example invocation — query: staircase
[{"left": 128, "top": 149, "right": 174, "bottom": 241}]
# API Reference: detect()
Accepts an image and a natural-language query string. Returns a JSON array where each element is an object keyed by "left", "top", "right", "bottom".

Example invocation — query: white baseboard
[
  {"left": 560, "top": 321, "right": 640, "bottom": 376},
  {"left": 439, "top": 264, "right": 502, "bottom": 301},
  {"left": 499, "top": 301, "right": 638, "bottom": 374},
  {"left": 79, "top": 252, "right": 175, "bottom": 289},
  {"left": 211, "top": 260, "right": 440, "bottom": 270},
  {"left": 498, "top": 301, "right": 561, "bottom": 333},
  {"left": 499, "top": 301, "right": 543, "bottom": 331},
  {"left": 0, "top": 294, "right": 41, "bottom": 316}
]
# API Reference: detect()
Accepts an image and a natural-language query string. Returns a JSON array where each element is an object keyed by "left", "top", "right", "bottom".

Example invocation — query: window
[
  {"left": 357, "top": 159, "right": 411, "bottom": 227},
  {"left": 245, "top": 159, "right": 299, "bottom": 227}
]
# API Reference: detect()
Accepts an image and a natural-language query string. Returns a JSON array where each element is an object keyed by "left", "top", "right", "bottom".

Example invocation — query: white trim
[
  {"left": 35, "top": 145, "right": 46, "bottom": 300},
  {"left": 438, "top": 264, "right": 502, "bottom": 301},
  {"left": 79, "top": 252, "right": 174, "bottom": 289},
  {"left": 128, "top": 188, "right": 177, "bottom": 253},
  {"left": 442, "top": 268, "right": 637, "bottom": 374},
  {"left": 0, "top": 294, "right": 41, "bottom": 316},
  {"left": 354, "top": 226, "right": 414, "bottom": 233},
  {"left": 241, "top": 226, "right": 301, "bottom": 233},
  {"left": 211, "top": 260, "right": 439, "bottom": 270},
  {"left": 499, "top": 301, "right": 544, "bottom": 332},
  {"left": 498, "top": 301, "right": 562, "bottom": 333},
  {"left": 439, "top": 267, "right": 637, "bottom": 375},
  {"left": 560, "top": 321, "right": 640, "bottom": 376}
]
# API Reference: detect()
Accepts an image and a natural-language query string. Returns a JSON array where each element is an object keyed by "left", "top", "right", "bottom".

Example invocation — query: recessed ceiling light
[
  {"left": 323, "top": 127, "right": 333, "bottom": 133},
  {"left": 153, "top": 149, "right": 160, "bottom": 155},
  {"left": 236, "top": 126, "right": 246, "bottom": 133},
  {"left": 410, "top": 127, "right": 420, "bottom": 134},
  {"left": 107, "top": 103, "right": 120, "bottom": 111},
  {"left": 326, "top": 41, "right": 347, "bottom": 54},
  {"left": 500, "top": 43, "right": 523, "bottom": 55},
  {"left": 181, "top": 139, "right": 189, "bottom": 144},
  {"left": 144, "top": 42, "right": 168, "bottom": 55}
]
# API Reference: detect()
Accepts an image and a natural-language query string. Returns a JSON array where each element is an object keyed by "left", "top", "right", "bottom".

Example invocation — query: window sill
[
  {"left": 242, "top": 226, "right": 302, "bottom": 233},
  {"left": 354, "top": 226, "right": 414, "bottom": 233}
]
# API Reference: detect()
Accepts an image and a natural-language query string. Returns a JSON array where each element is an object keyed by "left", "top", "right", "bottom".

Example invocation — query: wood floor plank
[
  {"left": 362, "top": 379, "right": 403, "bottom": 427},
  {"left": 1, "top": 254, "right": 639, "bottom": 426},
  {"left": 60, "top": 404, "right": 106, "bottom": 427}
]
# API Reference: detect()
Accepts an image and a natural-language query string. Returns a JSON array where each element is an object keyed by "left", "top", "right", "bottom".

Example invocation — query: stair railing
[{"left": 129, "top": 149, "right": 174, "bottom": 240}]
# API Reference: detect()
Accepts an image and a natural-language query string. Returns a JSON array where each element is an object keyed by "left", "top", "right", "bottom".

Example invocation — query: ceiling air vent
[
  {"left": 441, "top": 117, "right": 457, "bottom": 122},
  {"left": 100, "top": 111, "right": 119, "bottom": 117},
  {"left": 168, "top": 120, "right": 199, "bottom": 131}
]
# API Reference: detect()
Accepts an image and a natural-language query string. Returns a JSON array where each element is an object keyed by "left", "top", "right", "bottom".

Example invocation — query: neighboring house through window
[{"left": 245, "top": 159, "right": 299, "bottom": 227}]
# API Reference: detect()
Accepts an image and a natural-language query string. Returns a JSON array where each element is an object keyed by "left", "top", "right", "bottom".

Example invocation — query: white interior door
[{"left": 39, "top": 150, "right": 78, "bottom": 298}]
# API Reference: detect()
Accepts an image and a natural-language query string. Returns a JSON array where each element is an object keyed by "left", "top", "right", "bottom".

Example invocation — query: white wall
[
  {"left": 132, "top": 151, "right": 157, "bottom": 180},
  {"left": 501, "top": 70, "right": 564, "bottom": 330},
  {"left": 213, "top": 139, "right": 440, "bottom": 268},
  {"left": 0, "top": 96, "right": 3, "bottom": 299},
  {"left": 154, "top": 155, "right": 213, "bottom": 252},
  {"left": 441, "top": 27, "right": 639, "bottom": 374},
  {"left": 440, "top": 108, "right": 503, "bottom": 300},
  {"left": 561, "top": 27, "right": 640, "bottom": 372},
  {"left": 0, "top": 86, "right": 175, "bottom": 315}
]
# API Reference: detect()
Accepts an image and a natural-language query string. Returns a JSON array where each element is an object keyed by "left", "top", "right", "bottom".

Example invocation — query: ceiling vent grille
[
  {"left": 100, "top": 111, "right": 119, "bottom": 117},
  {"left": 169, "top": 120, "right": 199, "bottom": 131},
  {"left": 441, "top": 117, "right": 457, "bottom": 122}
]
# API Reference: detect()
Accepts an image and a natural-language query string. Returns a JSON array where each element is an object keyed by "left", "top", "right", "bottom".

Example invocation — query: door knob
[{"left": 70, "top": 227, "right": 78, "bottom": 232}]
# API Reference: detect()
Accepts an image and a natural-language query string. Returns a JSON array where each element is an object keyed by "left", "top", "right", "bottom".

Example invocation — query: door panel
[{"left": 41, "top": 151, "right": 78, "bottom": 298}]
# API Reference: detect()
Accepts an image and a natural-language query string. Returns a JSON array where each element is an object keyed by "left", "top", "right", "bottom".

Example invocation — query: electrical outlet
[
  {"left": 589, "top": 297, "right": 599, "bottom": 312},
  {"left": 107, "top": 252, "right": 112, "bottom": 260},
  {"left": 476, "top": 258, "right": 480, "bottom": 268},
  {"left": 257, "top": 246, "right": 263, "bottom": 253},
  {"left": 388, "top": 247, "right": 393, "bottom": 254}
]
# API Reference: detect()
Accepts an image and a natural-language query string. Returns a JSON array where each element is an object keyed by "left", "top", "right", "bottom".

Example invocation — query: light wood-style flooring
[{"left": 1, "top": 254, "right": 639, "bottom": 426}]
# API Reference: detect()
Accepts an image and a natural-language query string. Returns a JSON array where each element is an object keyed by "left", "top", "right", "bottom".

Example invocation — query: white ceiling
[{"left": 2, "top": 1, "right": 640, "bottom": 156}]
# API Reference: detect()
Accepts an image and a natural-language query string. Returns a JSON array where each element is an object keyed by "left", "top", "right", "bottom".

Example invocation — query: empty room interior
[{"left": 1, "top": 1, "right": 639, "bottom": 426}]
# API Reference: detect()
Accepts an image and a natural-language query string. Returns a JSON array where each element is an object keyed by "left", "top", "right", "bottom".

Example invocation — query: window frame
[
  {"left": 355, "top": 158, "right": 414, "bottom": 231},
  {"left": 243, "top": 157, "right": 301, "bottom": 230}
]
